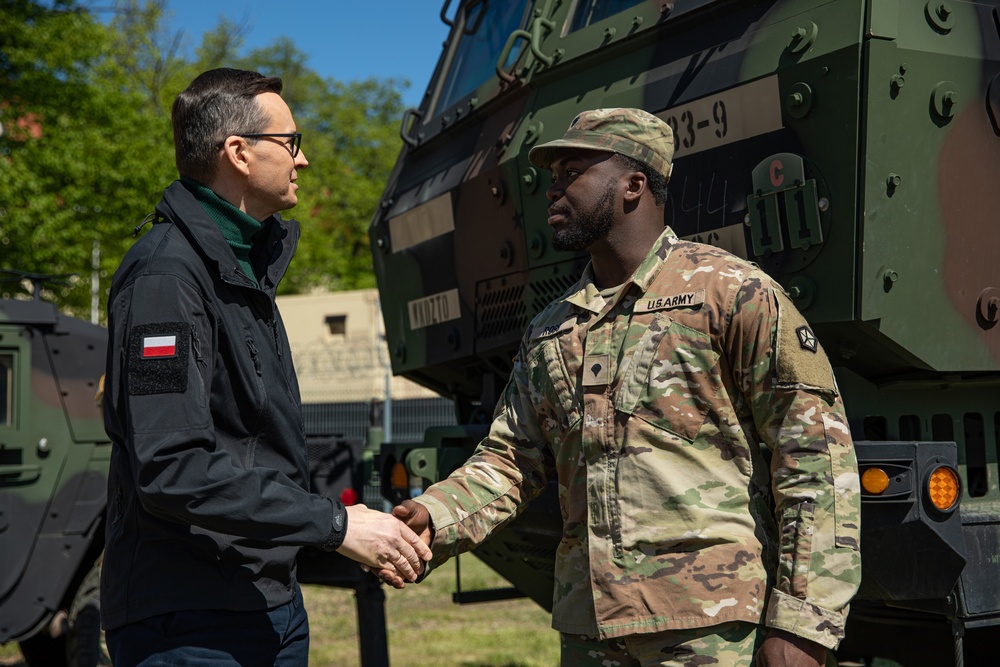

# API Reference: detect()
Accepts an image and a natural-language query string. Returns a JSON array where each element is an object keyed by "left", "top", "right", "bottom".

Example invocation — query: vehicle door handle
[{"left": 0, "top": 464, "right": 41, "bottom": 485}]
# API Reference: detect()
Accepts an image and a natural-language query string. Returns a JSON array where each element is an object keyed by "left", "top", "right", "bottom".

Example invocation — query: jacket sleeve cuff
[
  {"left": 413, "top": 494, "right": 458, "bottom": 569},
  {"left": 764, "top": 588, "right": 848, "bottom": 650},
  {"left": 322, "top": 499, "right": 348, "bottom": 552}
]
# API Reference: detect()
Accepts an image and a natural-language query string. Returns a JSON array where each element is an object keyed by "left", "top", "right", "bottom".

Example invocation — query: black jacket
[{"left": 102, "top": 181, "right": 346, "bottom": 630}]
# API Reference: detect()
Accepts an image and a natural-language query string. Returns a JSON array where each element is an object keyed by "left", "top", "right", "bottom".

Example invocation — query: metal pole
[
  {"left": 384, "top": 364, "right": 392, "bottom": 443},
  {"left": 355, "top": 575, "right": 390, "bottom": 667},
  {"left": 90, "top": 239, "right": 100, "bottom": 324}
]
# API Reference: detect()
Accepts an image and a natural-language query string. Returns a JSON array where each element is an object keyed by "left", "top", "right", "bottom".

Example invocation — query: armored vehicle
[
  {"left": 0, "top": 274, "right": 110, "bottom": 666},
  {"left": 370, "top": 0, "right": 1000, "bottom": 664}
]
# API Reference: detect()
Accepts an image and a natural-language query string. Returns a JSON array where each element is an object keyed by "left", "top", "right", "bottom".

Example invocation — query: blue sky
[{"left": 100, "top": 1, "right": 453, "bottom": 108}]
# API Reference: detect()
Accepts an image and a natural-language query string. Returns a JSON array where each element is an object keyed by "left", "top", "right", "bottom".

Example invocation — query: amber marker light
[
  {"left": 861, "top": 467, "right": 890, "bottom": 495},
  {"left": 391, "top": 462, "right": 409, "bottom": 495},
  {"left": 928, "top": 466, "right": 960, "bottom": 512}
]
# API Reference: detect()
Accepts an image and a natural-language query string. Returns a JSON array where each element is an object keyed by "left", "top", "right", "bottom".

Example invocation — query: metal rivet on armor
[
  {"left": 925, "top": 1, "right": 954, "bottom": 32},
  {"left": 786, "top": 82, "right": 814, "bottom": 119},
  {"left": 788, "top": 22, "right": 818, "bottom": 54},
  {"left": 931, "top": 81, "right": 958, "bottom": 119}
]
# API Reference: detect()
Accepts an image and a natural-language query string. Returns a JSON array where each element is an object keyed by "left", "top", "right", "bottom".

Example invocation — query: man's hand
[
  {"left": 756, "top": 629, "right": 828, "bottom": 667},
  {"left": 391, "top": 499, "right": 433, "bottom": 547},
  {"left": 361, "top": 500, "right": 435, "bottom": 588},
  {"left": 335, "top": 504, "right": 432, "bottom": 589}
]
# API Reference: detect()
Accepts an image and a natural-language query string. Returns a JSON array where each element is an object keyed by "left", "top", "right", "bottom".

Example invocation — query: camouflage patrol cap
[{"left": 528, "top": 108, "right": 674, "bottom": 181}]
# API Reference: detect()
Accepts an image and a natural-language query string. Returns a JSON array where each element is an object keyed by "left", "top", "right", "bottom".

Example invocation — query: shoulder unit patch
[
  {"left": 128, "top": 322, "right": 190, "bottom": 395},
  {"left": 796, "top": 325, "right": 818, "bottom": 353}
]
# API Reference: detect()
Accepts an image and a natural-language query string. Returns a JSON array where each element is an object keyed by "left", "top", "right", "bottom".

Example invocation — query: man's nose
[
  {"left": 546, "top": 181, "right": 561, "bottom": 202},
  {"left": 295, "top": 149, "right": 309, "bottom": 169}
]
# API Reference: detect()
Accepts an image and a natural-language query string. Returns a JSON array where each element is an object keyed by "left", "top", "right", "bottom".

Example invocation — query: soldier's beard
[{"left": 551, "top": 183, "right": 617, "bottom": 252}]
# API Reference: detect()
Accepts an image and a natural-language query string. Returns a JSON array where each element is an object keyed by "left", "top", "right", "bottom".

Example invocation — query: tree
[
  {"left": 0, "top": 0, "right": 408, "bottom": 317},
  {"left": 0, "top": 0, "right": 176, "bottom": 313}
]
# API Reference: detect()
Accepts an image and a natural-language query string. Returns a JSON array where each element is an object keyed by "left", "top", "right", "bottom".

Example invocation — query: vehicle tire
[
  {"left": 18, "top": 631, "right": 67, "bottom": 667},
  {"left": 67, "top": 556, "right": 109, "bottom": 667}
]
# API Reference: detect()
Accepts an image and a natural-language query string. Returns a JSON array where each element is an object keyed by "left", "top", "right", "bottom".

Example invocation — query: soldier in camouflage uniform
[{"left": 391, "top": 108, "right": 861, "bottom": 666}]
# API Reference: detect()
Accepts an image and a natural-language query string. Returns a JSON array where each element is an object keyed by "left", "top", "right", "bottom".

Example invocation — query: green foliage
[
  {"left": 0, "top": 0, "right": 176, "bottom": 312},
  {"left": 0, "top": 0, "right": 407, "bottom": 317}
]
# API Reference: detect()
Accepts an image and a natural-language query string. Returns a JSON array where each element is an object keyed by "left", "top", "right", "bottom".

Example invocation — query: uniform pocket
[
  {"left": 777, "top": 501, "right": 815, "bottom": 597},
  {"left": 526, "top": 333, "right": 581, "bottom": 439},
  {"left": 616, "top": 316, "right": 717, "bottom": 442},
  {"left": 828, "top": 439, "right": 861, "bottom": 548}
]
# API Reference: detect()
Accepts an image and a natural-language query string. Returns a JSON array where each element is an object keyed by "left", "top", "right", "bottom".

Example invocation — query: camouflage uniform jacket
[{"left": 414, "top": 227, "right": 861, "bottom": 648}]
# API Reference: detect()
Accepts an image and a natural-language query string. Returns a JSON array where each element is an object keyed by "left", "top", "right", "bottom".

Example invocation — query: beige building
[{"left": 276, "top": 288, "right": 440, "bottom": 406}]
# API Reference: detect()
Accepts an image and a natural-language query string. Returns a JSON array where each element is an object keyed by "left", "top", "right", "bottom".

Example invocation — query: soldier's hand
[
  {"left": 392, "top": 499, "right": 433, "bottom": 547},
  {"left": 336, "top": 504, "right": 432, "bottom": 588},
  {"left": 756, "top": 629, "right": 827, "bottom": 667}
]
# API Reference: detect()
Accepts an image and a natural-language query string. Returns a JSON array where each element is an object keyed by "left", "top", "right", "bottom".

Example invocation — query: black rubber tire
[{"left": 67, "top": 556, "right": 109, "bottom": 667}]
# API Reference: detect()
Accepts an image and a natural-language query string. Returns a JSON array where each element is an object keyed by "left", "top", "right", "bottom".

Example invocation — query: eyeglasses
[{"left": 237, "top": 132, "right": 302, "bottom": 157}]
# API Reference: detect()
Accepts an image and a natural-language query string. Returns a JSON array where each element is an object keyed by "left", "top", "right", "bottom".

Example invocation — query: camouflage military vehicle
[
  {"left": 0, "top": 273, "right": 109, "bottom": 666},
  {"left": 370, "top": 0, "right": 1000, "bottom": 664}
]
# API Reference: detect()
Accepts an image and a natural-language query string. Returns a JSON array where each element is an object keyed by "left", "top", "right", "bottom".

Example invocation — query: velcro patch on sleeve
[
  {"left": 128, "top": 322, "right": 190, "bottom": 395},
  {"left": 775, "top": 293, "right": 837, "bottom": 394}
]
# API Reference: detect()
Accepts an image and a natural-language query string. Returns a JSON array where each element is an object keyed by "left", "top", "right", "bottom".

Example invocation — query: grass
[
  {"left": 0, "top": 555, "right": 559, "bottom": 667},
  {"left": 306, "top": 555, "right": 559, "bottom": 667}
]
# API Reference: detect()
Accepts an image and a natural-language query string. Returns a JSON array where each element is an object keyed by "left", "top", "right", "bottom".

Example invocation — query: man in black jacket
[{"left": 102, "top": 68, "right": 430, "bottom": 666}]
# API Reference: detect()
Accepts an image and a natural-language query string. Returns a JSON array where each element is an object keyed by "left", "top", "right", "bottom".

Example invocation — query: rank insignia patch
[
  {"left": 796, "top": 325, "right": 818, "bottom": 353},
  {"left": 582, "top": 354, "right": 610, "bottom": 386}
]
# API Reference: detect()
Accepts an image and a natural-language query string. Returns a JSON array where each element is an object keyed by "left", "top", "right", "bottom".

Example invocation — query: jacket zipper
[
  {"left": 191, "top": 323, "right": 205, "bottom": 365},
  {"left": 244, "top": 335, "right": 267, "bottom": 468},
  {"left": 246, "top": 338, "right": 261, "bottom": 376}
]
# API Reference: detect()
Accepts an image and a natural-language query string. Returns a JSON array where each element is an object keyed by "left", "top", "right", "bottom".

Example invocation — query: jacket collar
[
  {"left": 564, "top": 226, "right": 679, "bottom": 314},
  {"left": 154, "top": 181, "right": 300, "bottom": 294}
]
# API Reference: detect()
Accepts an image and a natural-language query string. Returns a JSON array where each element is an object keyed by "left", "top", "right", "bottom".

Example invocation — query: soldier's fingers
[
  {"left": 391, "top": 549, "right": 418, "bottom": 581},
  {"left": 400, "top": 523, "right": 432, "bottom": 559},
  {"left": 397, "top": 541, "right": 426, "bottom": 576},
  {"left": 381, "top": 570, "right": 406, "bottom": 589}
]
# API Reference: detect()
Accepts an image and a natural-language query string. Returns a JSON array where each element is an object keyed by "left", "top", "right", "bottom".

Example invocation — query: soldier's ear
[{"left": 623, "top": 170, "right": 647, "bottom": 202}]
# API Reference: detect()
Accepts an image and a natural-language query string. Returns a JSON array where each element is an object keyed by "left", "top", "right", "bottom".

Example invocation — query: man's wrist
[{"left": 324, "top": 499, "right": 348, "bottom": 551}]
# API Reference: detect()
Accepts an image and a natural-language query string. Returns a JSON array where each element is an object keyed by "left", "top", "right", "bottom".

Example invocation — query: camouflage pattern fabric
[
  {"left": 414, "top": 227, "right": 861, "bottom": 649},
  {"left": 528, "top": 107, "right": 675, "bottom": 181},
  {"left": 560, "top": 621, "right": 761, "bottom": 667}
]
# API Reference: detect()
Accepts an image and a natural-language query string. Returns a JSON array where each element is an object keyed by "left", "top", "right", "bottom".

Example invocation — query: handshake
[{"left": 334, "top": 499, "right": 433, "bottom": 588}]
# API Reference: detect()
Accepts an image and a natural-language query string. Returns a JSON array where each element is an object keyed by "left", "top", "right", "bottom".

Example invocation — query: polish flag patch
[{"left": 142, "top": 335, "right": 177, "bottom": 359}]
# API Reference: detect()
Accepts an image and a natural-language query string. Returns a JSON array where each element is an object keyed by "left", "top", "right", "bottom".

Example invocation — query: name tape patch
[
  {"left": 530, "top": 320, "right": 574, "bottom": 340},
  {"left": 633, "top": 289, "right": 706, "bottom": 313}
]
